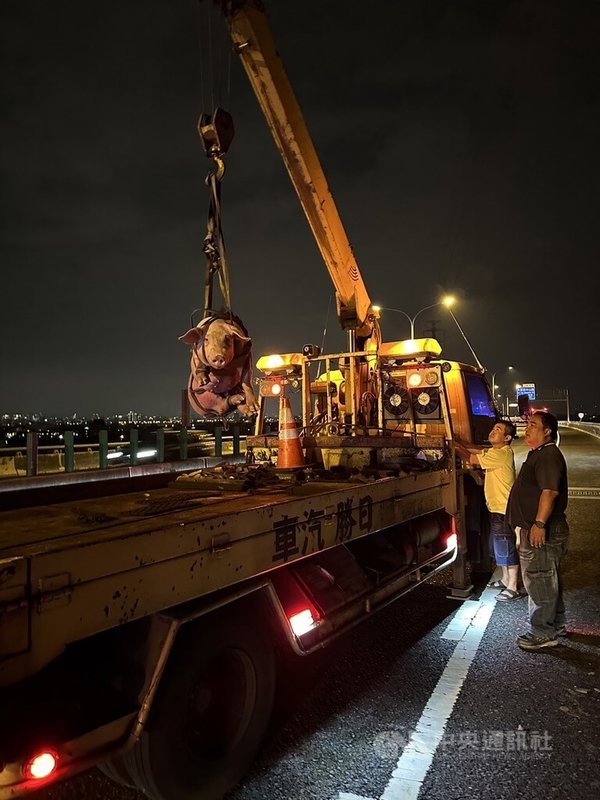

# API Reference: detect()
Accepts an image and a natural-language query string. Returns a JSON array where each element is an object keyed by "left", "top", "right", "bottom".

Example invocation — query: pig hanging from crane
[
  {"left": 180, "top": 109, "right": 258, "bottom": 418},
  {"left": 180, "top": 313, "right": 258, "bottom": 418}
]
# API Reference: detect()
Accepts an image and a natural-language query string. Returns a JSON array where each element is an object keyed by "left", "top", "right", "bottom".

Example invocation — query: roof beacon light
[
  {"left": 256, "top": 353, "right": 305, "bottom": 375},
  {"left": 379, "top": 338, "right": 442, "bottom": 361},
  {"left": 25, "top": 751, "right": 58, "bottom": 781},
  {"left": 289, "top": 608, "right": 317, "bottom": 637}
]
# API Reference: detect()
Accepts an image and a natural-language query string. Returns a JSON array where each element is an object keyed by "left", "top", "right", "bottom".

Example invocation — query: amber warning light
[
  {"left": 259, "top": 377, "right": 285, "bottom": 397},
  {"left": 25, "top": 751, "right": 58, "bottom": 781}
]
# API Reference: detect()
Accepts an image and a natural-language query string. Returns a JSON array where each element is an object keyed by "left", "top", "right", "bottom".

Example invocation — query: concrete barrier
[
  {"left": 0, "top": 429, "right": 249, "bottom": 481},
  {"left": 39, "top": 453, "right": 63, "bottom": 473},
  {"left": 0, "top": 457, "right": 19, "bottom": 478},
  {"left": 13, "top": 455, "right": 27, "bottom": 476},
  {"left": 73, "top": 451, "right": 100, "bottom": 470},
  {"left": 2, "top": 452, "right": 64, "bottom": 477}
]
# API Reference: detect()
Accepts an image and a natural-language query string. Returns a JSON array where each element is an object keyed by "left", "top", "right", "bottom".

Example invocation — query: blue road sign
[{"left": 517, "top": 386, "right": 536, "bottom": 401}]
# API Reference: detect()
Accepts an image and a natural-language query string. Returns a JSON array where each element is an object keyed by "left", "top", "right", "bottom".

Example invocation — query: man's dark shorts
[{"left": 490, "top": 512, "right": 519, "bottom": 567}]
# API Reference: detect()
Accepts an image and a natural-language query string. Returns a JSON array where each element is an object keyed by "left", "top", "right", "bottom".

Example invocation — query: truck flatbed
[{"left": 0, "top": 465, "right": 455, "bottom": 687}]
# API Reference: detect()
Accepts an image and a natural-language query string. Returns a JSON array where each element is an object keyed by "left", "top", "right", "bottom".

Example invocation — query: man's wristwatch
[{"left": 533, "top": 520, "right": 546, "bottom": 529}]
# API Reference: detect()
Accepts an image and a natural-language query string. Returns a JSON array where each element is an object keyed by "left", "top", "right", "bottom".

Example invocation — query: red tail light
[
  {"left": 25, "top": 751, "right": 58, "bottom": 780},
  {"left": 289, "top": 608, "right": 317, "bottom": 636},
  {"left": 446, "top": 533, "right": 458, "bottom": 551}
]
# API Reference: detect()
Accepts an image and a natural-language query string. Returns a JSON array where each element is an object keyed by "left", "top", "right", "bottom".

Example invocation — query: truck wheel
[{"left": 123, "top": 606, "right": 275, "bottom": 800}]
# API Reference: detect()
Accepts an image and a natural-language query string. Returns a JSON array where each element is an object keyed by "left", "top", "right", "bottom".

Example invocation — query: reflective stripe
[{"left": 279, "top": 428, "right": 300, "bottom": 441}]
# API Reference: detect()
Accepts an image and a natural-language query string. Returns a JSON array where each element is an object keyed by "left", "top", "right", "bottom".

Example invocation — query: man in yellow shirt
[{"left": 459, "top": 420, "right": 519, "bottom": 600}]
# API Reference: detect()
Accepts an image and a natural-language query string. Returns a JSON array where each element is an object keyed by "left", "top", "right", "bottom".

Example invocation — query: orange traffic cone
[{"left": 277, "top": 397, "right": 305, "bottom": 469}]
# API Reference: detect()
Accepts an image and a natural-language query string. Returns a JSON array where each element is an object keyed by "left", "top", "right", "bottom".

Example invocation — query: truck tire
[{"left": 118, "top": 605, "right": 275, "bottom": 800}]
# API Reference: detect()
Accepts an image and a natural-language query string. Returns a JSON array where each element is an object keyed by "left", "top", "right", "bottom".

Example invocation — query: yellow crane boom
[{"left": 219, "top": 0, "right": 377, "bottom": 340}]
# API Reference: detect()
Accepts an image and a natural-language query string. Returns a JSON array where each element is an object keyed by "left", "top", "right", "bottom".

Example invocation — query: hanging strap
[
  {"left": 203, "top": 166, "right": 232, "bottom": 316},
  {"left": 199, "top": 108, "right": 235, "bottom": 318}
]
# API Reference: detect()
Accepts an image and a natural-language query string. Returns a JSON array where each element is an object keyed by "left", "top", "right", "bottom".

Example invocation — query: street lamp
[
  {"left": 373, "top": 296, "right": 485, "bottom": 371},
  {"left": 490, "top": 366, "right": 514, "bottom": 398},
  {"left": 373, "top": 295, "right": 456, "bottom": 341},
  {"left": 513, "top": 383, "right": 522, "bottom": 418}
]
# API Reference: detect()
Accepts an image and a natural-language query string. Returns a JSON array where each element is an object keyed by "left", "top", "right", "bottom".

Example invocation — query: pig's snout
[{"left": 204, "top": 329, "right": 234, "bottom": 369}]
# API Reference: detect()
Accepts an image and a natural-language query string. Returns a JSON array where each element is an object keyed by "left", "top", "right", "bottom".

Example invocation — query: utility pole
[{"left": 422, "top": 319, "right": 444, "bottom": 344}]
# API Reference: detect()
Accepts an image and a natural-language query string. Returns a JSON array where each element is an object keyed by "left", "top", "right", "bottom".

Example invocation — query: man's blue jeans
[{"left": 518, "top": 516, "right": 569, "bottom": 638}]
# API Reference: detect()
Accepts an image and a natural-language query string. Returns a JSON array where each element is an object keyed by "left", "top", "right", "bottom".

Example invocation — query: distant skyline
[
  {"left": 2, "top": 0, "right": 599, "bottom": 416},
  {"left": 0, "top": 411, "right": 179, "bottom": 421}
]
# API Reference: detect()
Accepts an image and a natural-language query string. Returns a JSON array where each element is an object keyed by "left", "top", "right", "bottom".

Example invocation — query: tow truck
[{"left": 0, "top": 2, "right": 496, "bottom": 798}]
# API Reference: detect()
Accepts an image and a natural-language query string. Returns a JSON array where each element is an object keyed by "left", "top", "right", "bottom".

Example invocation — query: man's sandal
[
  {"left": 496, "top": 588, "right": 521, "bottom": 602},
  {"left": 487, "top": 580, "right": 506, "bottom": 589}
]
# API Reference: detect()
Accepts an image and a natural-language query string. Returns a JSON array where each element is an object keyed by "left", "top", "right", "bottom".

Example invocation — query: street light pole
[
  {"left": 374, "top": 297, "right": 485, "bottom": 372},
  {"left": 445, "top": 305, "right": 485, "bottom": 371},
  {"left": 491, "top": 366, "right": 514, "bottom": 400},
  {"left": 376, "top": 307, "right": 414, "bottom": 337},
  {"left": 410, "top": 302, "right": 449, "bottom": 338},
  {"left": 372, "top": 302, "right": 448, "bottom": 340},
  {"left": 514, "top": 383, "right": 522, "bottom": 419}
]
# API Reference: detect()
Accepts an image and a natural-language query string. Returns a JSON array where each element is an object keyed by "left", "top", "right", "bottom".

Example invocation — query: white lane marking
[
  {"left": 339, "top": 795, "right": 377, "bottom": 800},
  {"left": 381, "top": 590, "right": 495, "bottom": 800},
  {"left": 440, "top": 597, "right": 481, "bottom": 641},
  {"left": 337, "top": 589, "right": 497, "bottom": 800}
]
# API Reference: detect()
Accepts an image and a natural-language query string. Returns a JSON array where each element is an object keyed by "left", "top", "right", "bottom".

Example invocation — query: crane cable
[
  {"left": 196, "top": 1, "right": 232, "bottom": 114},
  {"left": 195, "top": 1, "right": 235, "bottom": 319}
]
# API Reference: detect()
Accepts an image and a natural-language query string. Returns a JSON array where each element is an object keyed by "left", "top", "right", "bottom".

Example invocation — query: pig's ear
[
  {"left": 179, "top": 328, "right": 203, "bottom": 346},
  {"left": 232, "top": 332, "right": 252, "bottom": 358},
  {"left": 225, "top": 322, "right": 251, "bottom": 343},
  {"left": 180, "top": 316, "right": 213, "bottom": 346},
  {"left": 196, "top": 316, "right": 214, "bottom": 331}
]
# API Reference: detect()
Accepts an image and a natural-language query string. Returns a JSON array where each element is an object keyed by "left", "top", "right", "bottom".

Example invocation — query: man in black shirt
[{"left": 507, "top": 412, "right": 569, "bottom": 651}]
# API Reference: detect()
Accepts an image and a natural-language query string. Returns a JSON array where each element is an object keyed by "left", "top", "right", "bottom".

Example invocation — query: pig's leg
[{"left": 241, "top": 383, "right": 259, "bottom": 415}]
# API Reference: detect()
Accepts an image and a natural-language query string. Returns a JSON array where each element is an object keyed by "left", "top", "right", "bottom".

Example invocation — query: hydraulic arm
[{"left": 219, "top": 0, "right": 378, "bottom": 342}]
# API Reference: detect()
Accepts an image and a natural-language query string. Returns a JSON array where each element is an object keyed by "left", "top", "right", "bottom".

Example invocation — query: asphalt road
[{"left": 31, "top": 426, "right": 600, "bottom": 800}]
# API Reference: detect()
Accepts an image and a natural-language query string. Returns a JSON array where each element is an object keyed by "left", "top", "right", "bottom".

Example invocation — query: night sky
[{"left": 2, "top": 0, "right": 599, "bottom": 417}]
